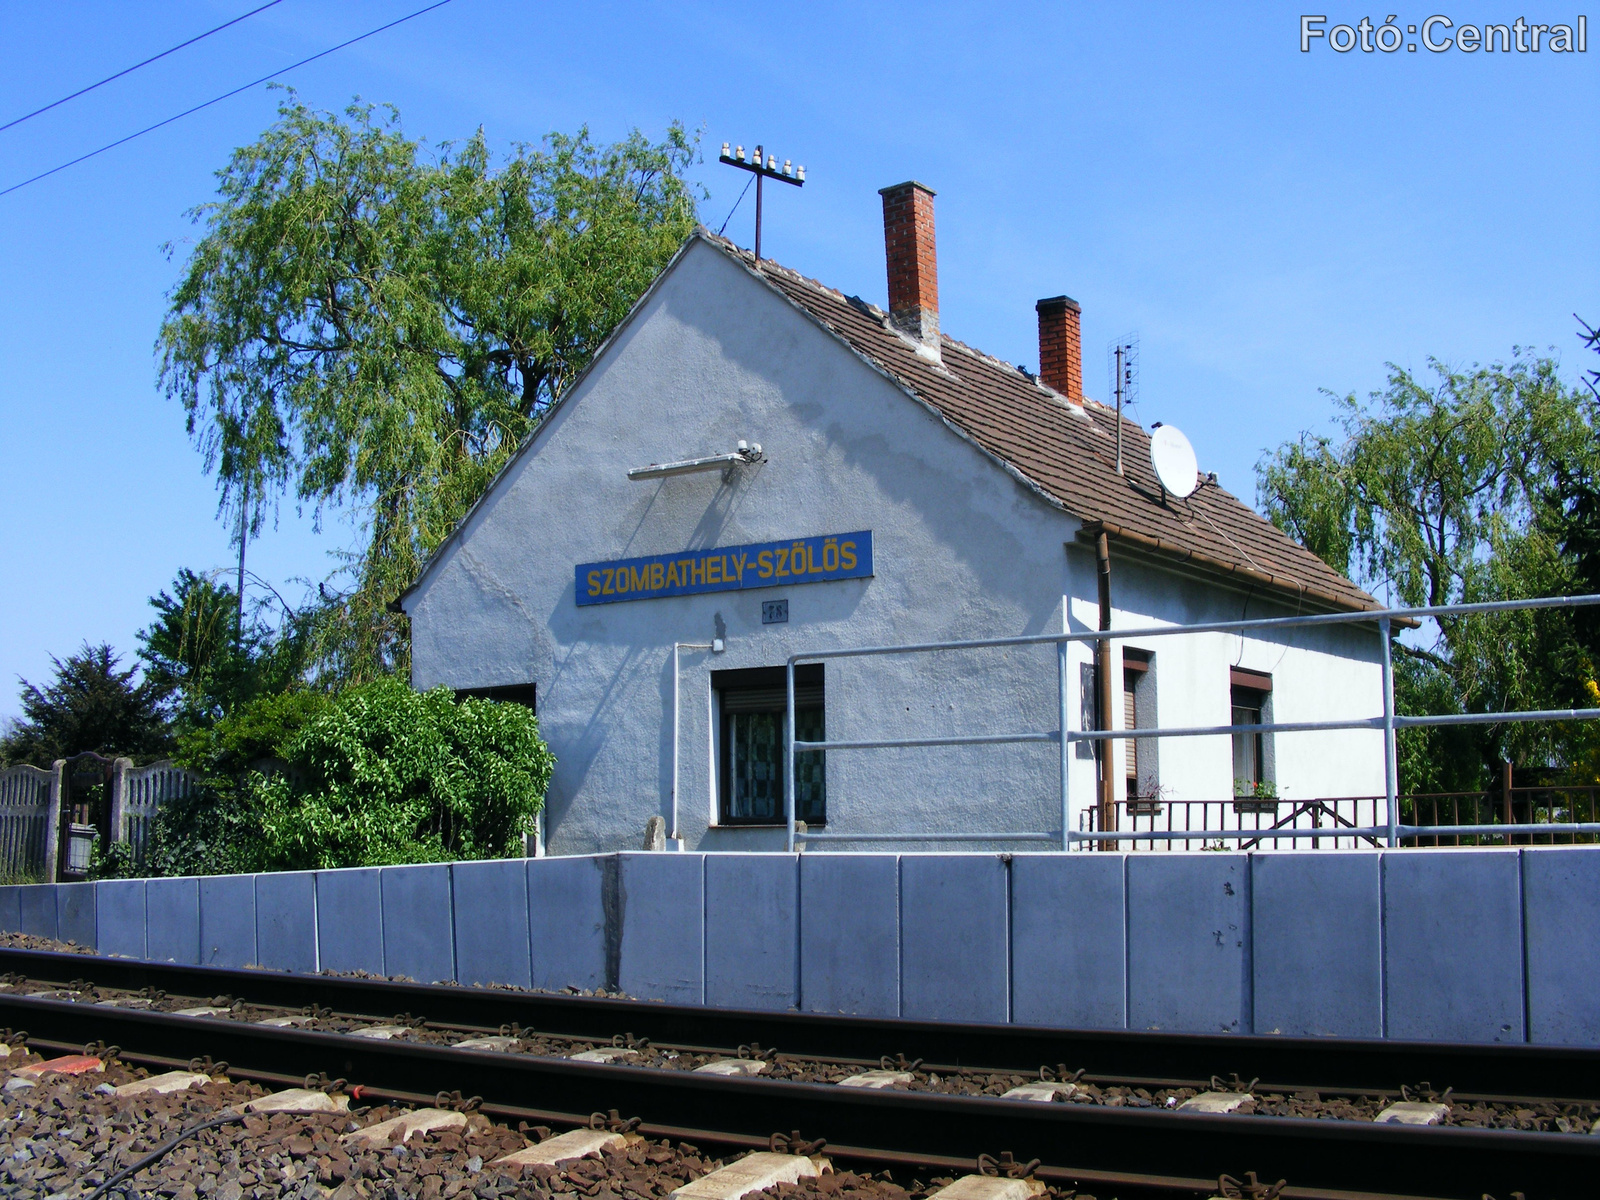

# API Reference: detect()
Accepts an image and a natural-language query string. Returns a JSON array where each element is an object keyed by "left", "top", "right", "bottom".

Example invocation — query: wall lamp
[{"left": 627, "top": 440, "right": 764, "bottom": 481}]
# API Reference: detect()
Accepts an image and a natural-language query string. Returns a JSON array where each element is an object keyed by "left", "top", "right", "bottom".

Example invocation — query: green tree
[
  {"left": 159, "top": 96, "right": 701, "bottom": 683},
  {"left": 144, "top": 690, "right": 330, "bottom": 877},
  {"left": 1, "top": 644, "right": 171, "bottom": 767},
  {"left": 1577, "top": 315, "right": 1599, "bottom": 402},
  {"left": 1257, "top": 352, "right": 1599, "bottom": 791},
  {"left": 138, "top": 568, "right": 311, "bottom": 732}
]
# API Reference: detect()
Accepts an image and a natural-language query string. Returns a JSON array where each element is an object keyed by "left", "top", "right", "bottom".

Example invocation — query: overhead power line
[
  {"left": 0, "top": 0, "right": 288, "bottom": 134},
  {"left": 0, "top": 0, "right": 458, "bottom": 200}
]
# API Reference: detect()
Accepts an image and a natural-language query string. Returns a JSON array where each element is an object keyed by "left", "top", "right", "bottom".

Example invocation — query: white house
[{"left": 400, "top": 181, "right": 1387, "bottom": 855}]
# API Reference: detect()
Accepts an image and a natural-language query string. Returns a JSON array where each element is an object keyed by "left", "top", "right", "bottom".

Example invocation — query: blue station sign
[{"left": 576, "top": 531, "right": 873, "bottom": 606}]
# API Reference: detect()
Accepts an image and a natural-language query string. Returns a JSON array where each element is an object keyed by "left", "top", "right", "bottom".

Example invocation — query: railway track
[{"left": 2, "top": 947, "right": 1597, "bottom": 1199}]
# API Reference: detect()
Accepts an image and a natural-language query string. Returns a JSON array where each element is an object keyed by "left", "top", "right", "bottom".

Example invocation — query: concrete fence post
[
  {"left": 109, "top": 757, "right": 132, "bottom": 847},
  {"left": 42, "top": 760, "right": 65, "bottom": 884}
]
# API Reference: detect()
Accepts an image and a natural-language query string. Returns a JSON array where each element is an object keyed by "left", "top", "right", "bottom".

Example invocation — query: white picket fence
[{"left": 0, "top": 759, "right": 198, "bottom": 881}]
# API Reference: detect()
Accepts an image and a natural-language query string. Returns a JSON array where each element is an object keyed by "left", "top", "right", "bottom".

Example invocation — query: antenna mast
[
  {"left": 718, "top": 142, "right": 805, "bottom": 264},
  {"left": 1108, "top": 335, "right": 1139, "bottom": 476}
]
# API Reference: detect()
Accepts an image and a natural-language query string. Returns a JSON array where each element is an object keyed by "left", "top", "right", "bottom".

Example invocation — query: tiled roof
[{"left": 701, "top": 230, "right": 1378, "bottom": 614}]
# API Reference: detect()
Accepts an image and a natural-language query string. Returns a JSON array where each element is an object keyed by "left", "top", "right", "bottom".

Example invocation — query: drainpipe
[{"left": 1095, "top": 532, "right": 1117, "bottom": 844}]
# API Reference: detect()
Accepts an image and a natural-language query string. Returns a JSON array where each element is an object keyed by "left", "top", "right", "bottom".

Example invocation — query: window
[
  {"left": 1230, "top": 667, "right": 1273, "bottom": 806},
  {"left": 1123, "top": 649, "right": 1156, "bottom": 811},
  {"left": 714, "top": 665, "right": 825, "bottom": 826},
  {"left": 1077, "top": 662, "right": 1098, "bottom": 760},
  {"left": 454, "top": 683, "right": 536, "bottom": 712}
]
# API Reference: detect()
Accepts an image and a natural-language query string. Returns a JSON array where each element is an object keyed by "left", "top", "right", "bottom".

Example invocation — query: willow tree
[
  {"left": 1257, "top": 352, "right": 1599, "bottom": 790},
  {"left": 159, "top": 96, "right": 701, "bottom": 681}
]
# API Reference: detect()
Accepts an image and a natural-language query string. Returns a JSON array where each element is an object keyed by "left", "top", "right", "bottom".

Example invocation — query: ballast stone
[
  {"left": 672, "top": 1152, "right": 831, "bottom": 1200},
  {"left": 1001, "top": 1082, "right": 1077, "bottom": 1102},
  {"left": 929, "top": 1177, "right": 1047, "bottom": 1200},
  {"left": 838, "top": 1070, "right": 912, "bottom": 1089},
  {"left": 245, "top": 1088, "right": 351, "bottom": 1114},
  {"left": 115, "top": 1070, "right": 211, "bottom": 1097},
  {"left": 1178, "top": 1092, "right": 1252, "bottom": 1114},
  {"left": 492, "top": 1128, "right": 640, "bottom": 1166},
  {"left": 1374, "top": 1101, "right": 1450, "bottom": 1126},
  {"left": 693, "top": 1059, "right": 769, "bottom": 1076}
]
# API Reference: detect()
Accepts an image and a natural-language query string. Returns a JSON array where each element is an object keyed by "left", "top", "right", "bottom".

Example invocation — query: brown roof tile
[{"left": 702, "top": 231, "right": 1377, "bottom": 614}]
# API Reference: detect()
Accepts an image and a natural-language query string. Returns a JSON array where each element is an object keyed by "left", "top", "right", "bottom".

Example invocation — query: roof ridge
[{"left": 690, "top": 227, "right": 1374, "bottom": 612}]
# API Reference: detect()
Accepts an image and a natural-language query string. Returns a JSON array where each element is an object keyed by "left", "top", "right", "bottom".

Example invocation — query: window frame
[
  {"left": 1123, "top": 649, "right": 1157, "bottom": 812},
  {"left": 1229, "top": 667, "right": 1274, "bottom": 807},
  {"left": 712, "top": 664, "right": 826, "bottom": 828}
]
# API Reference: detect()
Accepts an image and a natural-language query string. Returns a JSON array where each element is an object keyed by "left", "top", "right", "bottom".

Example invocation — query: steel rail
[
  {"left": 2, "top": 992, "right": 1594, "bottom": 1200},
  {"left": 19, "top": 1035, "right": 1218, "bottom": 1200},
  {"left": 3, "top": 948, "right": 1597, "bottom": 1104}
]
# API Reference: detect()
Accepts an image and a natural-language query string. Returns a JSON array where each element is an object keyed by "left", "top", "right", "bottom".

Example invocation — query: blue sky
[{"left": 0, "top": 2, "right": 1595, "bottom": 723}]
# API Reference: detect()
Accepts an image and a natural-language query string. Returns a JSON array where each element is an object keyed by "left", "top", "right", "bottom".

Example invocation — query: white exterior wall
[
  {"left": 1084, "top": 553, "right": 1386, "bottom": 829},
  {"left": 405, "top": 239, "right": 1386, "bottom": 854}
]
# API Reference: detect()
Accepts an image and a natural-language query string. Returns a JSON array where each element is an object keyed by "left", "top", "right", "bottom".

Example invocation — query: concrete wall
[
  {"left": 5, "top": 846, "right": 1598, "bottom": 1045},
  {"left": 402, "top": 238, "right": 1385, "bottom": 855}
]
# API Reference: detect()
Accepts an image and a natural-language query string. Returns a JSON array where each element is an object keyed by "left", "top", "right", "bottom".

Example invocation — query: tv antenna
[
  {"left": 718, "top": 142, "right": 804, "bottom": 264},
  {"left": 1108, "top": 334, "right": 1139, "bottom": 475}
]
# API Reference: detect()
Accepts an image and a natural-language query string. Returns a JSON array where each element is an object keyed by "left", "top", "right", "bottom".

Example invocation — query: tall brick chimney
[
  {"left": 879, "top": 181, "right": 939, "bottom": 355},
  {"left": 1035, "top": 295, "right": 1083, "bottom": 406}
]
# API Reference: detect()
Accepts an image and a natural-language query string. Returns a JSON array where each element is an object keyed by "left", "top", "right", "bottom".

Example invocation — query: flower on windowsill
[{"left": 1233, "top": 778, "right": 1278, "bottom": 801}]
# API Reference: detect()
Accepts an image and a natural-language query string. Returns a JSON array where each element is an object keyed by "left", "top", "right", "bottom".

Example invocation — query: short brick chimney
[
  {"left": 879, "top": 181, "right": 939, "bottom": 355},
  {"left": 1035, "top": 295, "right": 1083, "bottom": 405}
]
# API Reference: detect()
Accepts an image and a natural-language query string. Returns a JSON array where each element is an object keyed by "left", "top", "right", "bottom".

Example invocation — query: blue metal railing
[{"left": 782, "top": 593, "right": 1600, "bottom": 851}]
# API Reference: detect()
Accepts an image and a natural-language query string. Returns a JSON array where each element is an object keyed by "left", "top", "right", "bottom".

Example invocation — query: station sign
[{"left": 576, "top": 531, "right": 873, "bottom": 606}]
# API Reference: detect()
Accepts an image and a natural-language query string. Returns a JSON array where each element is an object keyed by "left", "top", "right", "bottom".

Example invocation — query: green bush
[
  {"left": 253, "top": 680, "right": 552, "bottom": 870},
  {"left": 148, "top": 690, "right": 331, "bottom": 877}
]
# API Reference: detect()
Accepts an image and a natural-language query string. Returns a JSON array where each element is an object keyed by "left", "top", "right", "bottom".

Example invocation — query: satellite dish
[{"left": 1149, "top": 424, "right": 1199, "bottom": 499}]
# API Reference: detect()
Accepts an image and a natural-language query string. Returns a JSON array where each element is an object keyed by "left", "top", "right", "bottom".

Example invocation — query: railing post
[
  {"left": 1058, "top": 640, "right": 1071, "bottom": 851},
  {"left": 1380, "top": 616, "right": 1399, "bottom": 847},
  {"left": 671, "top": 644, "right": 681, "bottom": 843},
  {"left": 786, "top": 659, "right": 797, "bottom": 853}
]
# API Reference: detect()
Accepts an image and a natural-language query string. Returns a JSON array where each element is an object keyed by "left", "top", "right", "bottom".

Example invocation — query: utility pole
[
  {"left": 235, "top": 478, "right": 248, "bottom": 646},
  {"left": 718, "top": 142, "right": 805, "bottom": 264}
]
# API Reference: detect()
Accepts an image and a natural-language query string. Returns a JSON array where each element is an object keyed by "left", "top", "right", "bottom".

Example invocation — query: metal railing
[
  {"left": 1085, "top": 796, "right": 1387, "bottom": 851},
  {"left": 782, "top": 593, "right": 1600, "bottom": 851}
]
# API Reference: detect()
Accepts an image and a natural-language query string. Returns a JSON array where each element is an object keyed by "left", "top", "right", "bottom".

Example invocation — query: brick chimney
[
  {"left": 879, "top": 181, "right": 939, "bottom": 356},
  {"left": 1035, "top": 295, "right": 1083, "bottom": 405}
]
